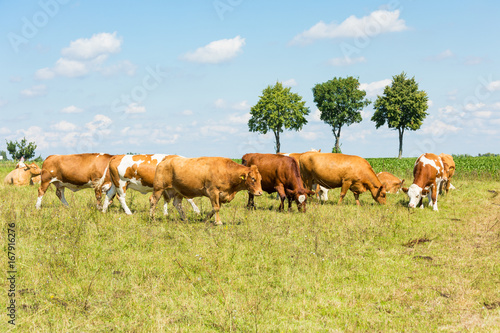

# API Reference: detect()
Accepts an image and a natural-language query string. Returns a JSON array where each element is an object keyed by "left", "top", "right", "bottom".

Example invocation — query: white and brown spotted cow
[
  {"left": 35, "top": 153, "right": 113, "bottom": 209},
  {"left": 406, "top": 153, "right": 447, "bottom": 211},
  {"left": 102, "top": 154, "right": 200, "bottom": 215}
]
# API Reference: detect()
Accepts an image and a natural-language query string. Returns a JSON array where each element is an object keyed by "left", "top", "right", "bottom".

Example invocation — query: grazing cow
[
  {"left": 4, "top": 162, "right": 41, "bottom": 186},
  {"left": 279, "top": 149, "right": 328, "bottom": 201},
  {"left": 407, "top": 153, "right": 446, "bottom": 211},
  {"left": 299, "top": 152, "right": 386, "bottom": 205},
  {"left": 150, "top": 156, "right": 263, "bottom": 225},
  {"left": 35, "top": 153, "right": 113, "bottom": 209},
  {"left": 377, "top": 172, "right": 405, "bottom": 194},
  {"left": 102, "top": 154, "right": 200, "bottom": 215},
  {"left": 241, "top": 153, "right": 315, "bottom": 212},
  {"left": 439, "top": 153, "right": 456, "bottom": 194}
]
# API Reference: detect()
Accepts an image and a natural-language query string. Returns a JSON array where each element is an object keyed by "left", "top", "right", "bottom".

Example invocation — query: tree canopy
[
  {"left": 6, "top": 137, "right": 37, "bottom": 160},
  {"left": 371, "top": 72, "right": 428, "bottom": 158},
  {"left": 248, "top": 82, "right": 309, "bottom": 153},
  {"left": 312, "top": 76, "right": 371, "bottom": 153}
]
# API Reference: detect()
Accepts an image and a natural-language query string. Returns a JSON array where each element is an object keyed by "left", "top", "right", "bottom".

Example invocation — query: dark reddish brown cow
[
  {"left": 406, "top": 153, "right": 446, "bottom": 211},
  {"left": 242, "top": 153, "right": 314, "bottom": 212},
  {"left": 35, "top": 153, "right": 113, "bottom": 209},
  {"left": 299, "top": 152, "right": 386, "bottom": 205},
  {"left": 150, "top": 156, "right": 263, "bottom": 225}
]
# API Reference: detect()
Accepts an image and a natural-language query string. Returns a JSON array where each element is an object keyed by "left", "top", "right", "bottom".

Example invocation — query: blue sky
[{"left": 1, "top": 0, "right": 499, "bottom": 159}]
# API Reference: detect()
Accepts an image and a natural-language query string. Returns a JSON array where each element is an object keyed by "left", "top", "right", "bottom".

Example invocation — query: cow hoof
[{"left": 214, "top": 221, "right": 223, "bottom": 226}]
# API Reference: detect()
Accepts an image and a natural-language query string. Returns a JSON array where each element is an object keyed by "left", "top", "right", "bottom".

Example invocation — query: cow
[
  {"left": 4, "top": 162, "right": 41, "bottom": 186},
  {"left": 241, "top": 153, "right": 315, "bottom": 212},
  {"left": 439, "top": 153, "right": 456, "bottom": 194},
  {"left": 299, "top": 152, "right": 386, "bottom": 205},
  {"left": 377, "top": 172, "right": 405, "bottom": 194},
  {"left": 406, "top": 153, "right": 446, "bottom": 211},
  {"left": 150, "top": 156, "right": 263, "bottom": 225},
  {"left": 279, "top": 149, "right": 329, "bottom": 201},
  {"left": 102, "top": 154, "right": 200, "bottom": 215},
  {"left": 35, "top": 153, "right": 113, "bottom": 209}
]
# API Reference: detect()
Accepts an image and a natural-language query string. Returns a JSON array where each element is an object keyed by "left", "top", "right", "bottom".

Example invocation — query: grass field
[{"left": 1, "top": 157, "right": 500, "bottom": 332}]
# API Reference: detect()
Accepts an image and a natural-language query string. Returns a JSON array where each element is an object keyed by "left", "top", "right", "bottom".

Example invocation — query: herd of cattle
[{"left": 3, "top": 151, "right": 456, "bottom": 224}]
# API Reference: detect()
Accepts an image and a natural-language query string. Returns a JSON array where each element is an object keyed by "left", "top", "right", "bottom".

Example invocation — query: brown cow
[
  {"left": 279, "top": 149, "right": 328, "bottom": 201},
  {"left": 150, "top": 156, "right": 263, "bottom": 225},
  {"left": 299, "top": 152, "right": 386, "bottom": 205},
  {"left": 439, "top": 153, "right": 455, "bottom": 194},
  {"left": 377, "top": 172, "right": 405, "bottom": 194},
  {"left": 35, "top": 153, "right": 113, "bottom": 209},
  {"left": 102, "top": 154, "right": 200, "bottom": 215},
  {"left": 4, "top": 162, "right": 41, "bottom": 186},
  {"left": 407, "top": 153, "right": 446, "bottom": 211},
  {"left": 241, "top": 153, "right": 314, "bottom": 212}
]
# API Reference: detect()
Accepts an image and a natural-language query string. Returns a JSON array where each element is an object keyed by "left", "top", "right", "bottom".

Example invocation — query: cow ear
[
  {"left": 401, "top": 187, "right": 409, "bottom": 193},
  {"left": 400, "top": 179, "right": 405, "bottom": 186},
  {"left": 307, "top": 189, "right": 316, "bottom": 196},
  {"left": 318, "top": 149, "right": 321, "bottom": 152},
  {"left": 240, "top": 173, "right": 246, "bottom": 181}
]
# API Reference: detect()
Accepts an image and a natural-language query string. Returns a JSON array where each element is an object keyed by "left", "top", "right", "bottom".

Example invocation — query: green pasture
[{"left": 1, "top": 157, "right": 499, "bottom": 332}]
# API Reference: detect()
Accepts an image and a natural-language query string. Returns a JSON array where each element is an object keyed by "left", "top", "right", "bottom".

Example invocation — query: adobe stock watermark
[
  {"left": 213, "top": 0, "right": 243, "bottom": 20},
  {"left": 7, "top": 0, "right": 71, "bottom": 54},
  {"left": 410, "top": 74, "right": 498, "bottom": 156}
]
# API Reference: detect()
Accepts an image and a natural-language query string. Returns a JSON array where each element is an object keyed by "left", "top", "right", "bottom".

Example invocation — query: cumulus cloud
[
  {"left": 85, "top": 114, "right": 112, "bottom": 133},
  {"left": 359, "top": 79, "right": 391, "bottom": 97},
  {"left": 329, "top": 56, "right": 366, "bottom": 66},
  {"left": 125, "top": 103, "right": 146, "bottom": 114},
  {"left": 425, "top": 49, "right": 454, "bottom": 61},
  {"left": 421, "top": 119, "right": 460, "bottom": 136},
  {"left": 20, "top": 84, "right": 47, "bottom": 98},
  {"left": 181, "top": 109, "right": 193, "bottom": 116},
  {"left": 290, "top": 10, "right": 408, "bottom": 45},
  {"left": 51, "top": 120, "right": 77, "bottom": 132},
  {"left": 61, "top": 105, "right": 83, "bottom": 113},
  {"left": 487, "top": 80, "right": 500, "bottom": 91},
  {"left": 282, "top": 79, "right": 298, "bottom": 87},
  {"left": 35, "top": 32, "right": 133, "bottom": 80},
  {"left": 181, "top": 36, "right": 246, "bottom": 64}
]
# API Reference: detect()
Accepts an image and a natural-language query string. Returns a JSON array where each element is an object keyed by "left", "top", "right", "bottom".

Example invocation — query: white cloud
[
  {"left": 310, "top": 108, "right": 322, "bottom": 122},
  {"left": 420, "top": 120, "right": 460, "bottom": 136},
  {"left": 125, "top": 103, "right": 146, "bottom": 114},
  {"left": 214, "top": 98, "right": 250, "bottom": 111},
  {"left": 214, "top": 98, "right": 226, "bottom": 108},
  {"left": 464, "top": 103, "right": 486, "bottom": 111},
  {"left": 298, "top": 131, "right": 318, "bottom": 141},
  {"left": 61, "top": 105, "right": 83, "bottom": 113},
  {"left": 35, "top": 32, "right": 132, "bottom": 80},
  {"left": 474, "top": 111, "right": 492, "bottom": 118},
  {"left": 232, "top": 100, "right": 250, "bottom": 111},
  {"left": 85, "top": 114, "right": 112, "bottom": 133},
  {"left": 61, "top": 32, "right": 122, "bottom": 60},
  {"left": 181, "top": 36, "right": 246, "bottom": 64},
  {"left": 426, "top": 49, "right": 454, "bottom": 61},
  {"left": 290, "top": 10, "right": 408, "bottom": 45},
  {"left": 282, "top": 79, "right": 298, "bottom": 87},
  {"left": 51, "top": 120, "right": 77, "bottom": 132},
  {"left": 0, "top": 127, "right": 11, "bottom": 135},
  {"left": 329, "top": 56, "right": 366, "bottom": 66},
  {"left": 228, "top": 112, "right": 250, "bottom": 124},
  {"left": 487, "top": 81, "right": 500, "bottom": 91},
  {"left": 20, "top": 84, "right": 47, "bottom": 98},
  {"left": 439, "top": 105, "right": 457, "bottom": 115},
  {"left": 181, "top": 109, "right": 193, "bottom": 116},
  {"left": 359, "top": 79, "right": 391, "bottom": 98}
]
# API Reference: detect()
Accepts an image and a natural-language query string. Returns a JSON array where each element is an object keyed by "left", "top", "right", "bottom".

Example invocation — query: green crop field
[{"left": 1, "top": 157, "right": 500, "bottom": 332}]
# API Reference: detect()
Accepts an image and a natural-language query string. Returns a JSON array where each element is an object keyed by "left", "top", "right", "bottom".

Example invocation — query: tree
[
  {"left": 6, "top": 137, "right": 37, "bottom": 160},
  {"left": 312, "top": 76, "right": 371, "bottom": 153},
  {"left": 248, "top": 82, "right": 310, "bottom": 153},
  {"left": 371, "top": 72, "right": 429, "bottom": 159},
  {"left": 0, "top": 150, "right": 7, "bottom": 161}
]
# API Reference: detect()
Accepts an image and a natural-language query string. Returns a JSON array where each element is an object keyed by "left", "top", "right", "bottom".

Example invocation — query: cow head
[
  {"left": 374, "top": 184, "right": 387, "bottom": 204},
  {"left": 242, "top": 165, "right": 263, "bottom": 196},
  {"left": 286, "top": 188, "right": 315, "bottom": 212},
  {"left": 407, "top": 184, "right": 423, "bottom": 208},
  {"left": 27, "top": 163, "right": 42, "bottom": 176}
]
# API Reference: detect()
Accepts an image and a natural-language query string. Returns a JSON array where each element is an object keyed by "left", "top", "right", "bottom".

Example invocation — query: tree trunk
[
  {"left": 333, "top": 127, "right": 341, "bottom": 153},
  {"left": 274, "top": 130, "right": 280, "bottom": 153},
  {"left": 398, "top": 128, "right": 404, "bottom": 159}
]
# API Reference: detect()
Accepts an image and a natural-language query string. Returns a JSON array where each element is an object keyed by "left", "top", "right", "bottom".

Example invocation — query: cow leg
[
  {"left": 206, "top": 191, "right": 222, "bottom": 225},
  {"left": 431, "top": 183, "right": 439, "bottom": 211},
  {"left": 35, "top": 178, "right": 52, "bottom": 209},
  {"left": 161, "top": 190, "right": 171, "bottom": 216},
  {"left": 173, "top": 194, "right": 187, "bottom": 220},
  {"left": 287, "top": 196, "right": 293, "bottom": 212},
  {"left": 187, "top": 198, "right": 200, "bottom": 214},
  {"left": 247, "top": 193, "right": 256, "bottom": 210},
  {"left": 94, "top": 186, "right": 104, "bottom": 210},
  {"left": 338, "top": 181, "right": 352, "bottom": 205},
  {"left": 149, "top": 189, "right": 163, "bottom": 220},
  {"left": 117, "top": 189, "right": 133, "bottom": 215},
  {"left": 353, "top": 192, "right": 361, "bottom": 206},
  {"left": 102, "top": 185, "right": 116, "bottom": 213},
  {"left": 275, "top": 185, "right": 286, "bottom": 212},
  {"left": 55, "top": 185, "right": 69, "bottom": 207}
]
